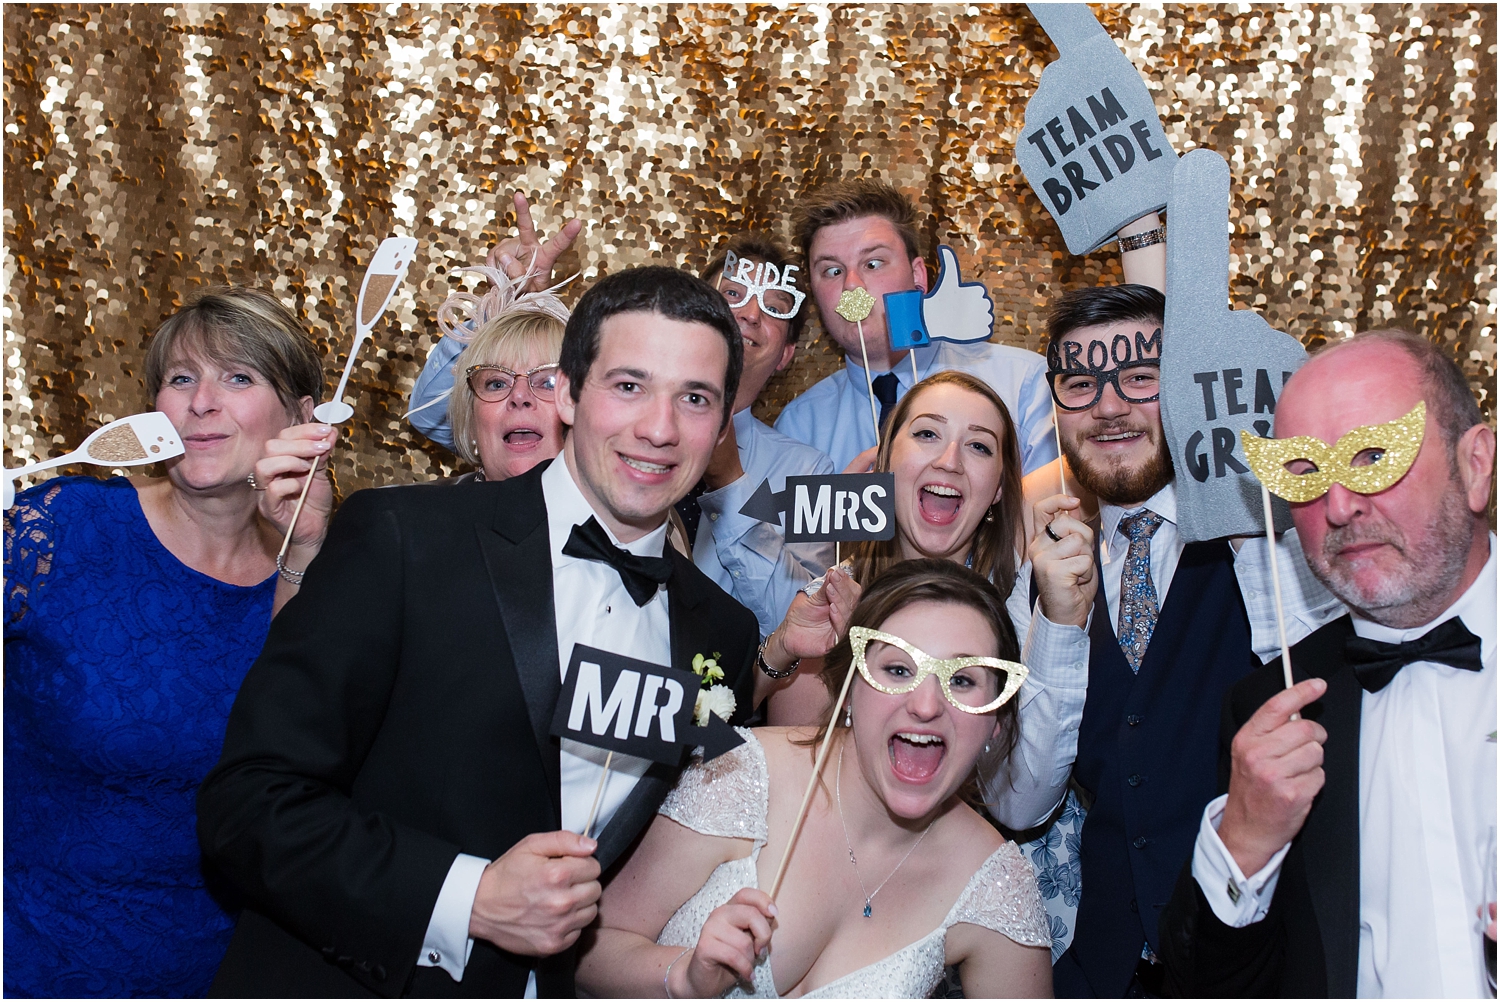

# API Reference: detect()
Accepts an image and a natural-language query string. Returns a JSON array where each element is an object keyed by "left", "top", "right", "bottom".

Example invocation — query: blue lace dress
[{"left": 4, "top": 477, "right": 277, "bottom": 997}]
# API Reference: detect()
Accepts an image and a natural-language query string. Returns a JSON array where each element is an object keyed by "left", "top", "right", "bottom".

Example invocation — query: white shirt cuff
[
  {"left": 417, "top": 852, "right": 489, "bottom": 981},
  {"left": 1190, "top": 794, "right": 1290, "bottom": 927},
  {"left": 1021, "top": 605, "right": 1092, "bottom": 687}
]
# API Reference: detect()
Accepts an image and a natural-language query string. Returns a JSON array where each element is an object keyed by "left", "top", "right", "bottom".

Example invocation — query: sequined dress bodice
[{"left": 656, "top": 730, "right": 1050, "bottom": 998}]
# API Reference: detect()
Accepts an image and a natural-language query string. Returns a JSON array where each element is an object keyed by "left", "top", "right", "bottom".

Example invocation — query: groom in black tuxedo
[{"left": 199, "top": 267, "right": 762, "bottom": 997}]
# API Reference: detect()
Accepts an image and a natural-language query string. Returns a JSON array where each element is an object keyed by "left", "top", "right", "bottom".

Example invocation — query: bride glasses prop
[
  {"left": 717, "top": 249, "right": 806, "bottom": 320},
  {"left": 849, "top": 626, "right": 1028, "bottom": 713},
  {"left": 3, "top": 412, "right": 183, "bottom": 510},
  {"left": 1239, "top": 401, "right": 1426, "bottom": 504}
]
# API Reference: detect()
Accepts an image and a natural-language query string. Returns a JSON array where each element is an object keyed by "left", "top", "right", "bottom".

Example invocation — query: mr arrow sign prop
[
  {"left": 739, "top": 473, "right": 896, "bottom": 544},
  {"left": 550, "top": 646, "right": 744, "bottom": 765},
  {"left": 1018, "top": 3, "right": 1177, "bottom": 255}
]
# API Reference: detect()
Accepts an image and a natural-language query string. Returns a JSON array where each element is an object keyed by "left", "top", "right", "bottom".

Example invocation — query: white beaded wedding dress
[{"left": 656, "top": 730, "right": 1050, "bottom": 998}]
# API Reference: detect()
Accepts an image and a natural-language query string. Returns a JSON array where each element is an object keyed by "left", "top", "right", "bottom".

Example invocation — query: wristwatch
[
  {"left": 757, "top": 637, "right": 800, "bottom": 679},
  {"left": 1118, "top": 225, "right": 1167, "bottom": 252}
]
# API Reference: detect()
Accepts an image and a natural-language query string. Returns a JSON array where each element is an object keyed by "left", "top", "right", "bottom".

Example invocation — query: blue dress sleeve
[
  {"left": 407, "top": 337, "right": 465, "bottom": 451},
  {"left": 4, "top": 479, "right": 64, "bottom": 633}
]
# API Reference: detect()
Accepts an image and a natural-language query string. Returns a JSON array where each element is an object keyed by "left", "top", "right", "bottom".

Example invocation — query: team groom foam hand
[
  {"left": 885, "top": 246, "right": 995, "bottom": 350},
  {"left": 1158, "top": 149, "right": 1309, "bottom": 542},
  {"left": 1017, "top": 3, "right": 1177, "bottom": 255}
]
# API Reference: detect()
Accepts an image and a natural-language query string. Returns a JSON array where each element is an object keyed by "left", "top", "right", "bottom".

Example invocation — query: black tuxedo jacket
[
  {"left": 197, "top": 461, "right": 759, "bottom": 998},
  {"left": 1158, "top": 616, "right": 1360, "bottom": 998}
]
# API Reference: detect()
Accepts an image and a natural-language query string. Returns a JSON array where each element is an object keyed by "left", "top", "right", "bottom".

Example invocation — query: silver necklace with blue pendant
[{"left": 834, "top": 742, "right": 934, "bottom": 917}]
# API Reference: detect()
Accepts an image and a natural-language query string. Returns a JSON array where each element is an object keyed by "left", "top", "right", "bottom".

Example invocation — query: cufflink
[{"left": 428, "top": 949, "right": 441, "bottom": 964}]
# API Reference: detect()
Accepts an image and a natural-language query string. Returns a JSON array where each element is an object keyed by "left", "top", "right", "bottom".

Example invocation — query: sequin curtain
[{"left": 5, "top": 4, "right": 1494, "bottom": 492}]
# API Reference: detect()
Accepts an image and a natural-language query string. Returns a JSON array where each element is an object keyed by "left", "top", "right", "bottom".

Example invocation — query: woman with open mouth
[{"left": 578, "top": 559, "right": 1052, "bottom": 998}]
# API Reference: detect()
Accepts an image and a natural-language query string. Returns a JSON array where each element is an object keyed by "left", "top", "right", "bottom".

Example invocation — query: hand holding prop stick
[
  {"left": 278, "top": 237, "right": 418, "bottom": 570},
  {"left": 3, "top": 412, "right": 183, "bottom": 510}
]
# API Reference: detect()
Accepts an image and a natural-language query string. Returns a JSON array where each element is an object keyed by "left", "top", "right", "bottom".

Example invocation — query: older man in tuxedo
[
  {"left": 1159, "top": 329, "right": 1496, "bottom": 997},
  {"left": 199, "top": 267, "right": 774, "bottom": 997}
]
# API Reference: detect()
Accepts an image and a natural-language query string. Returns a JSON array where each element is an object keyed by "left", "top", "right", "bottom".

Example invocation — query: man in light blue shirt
[
  {"left": 774, "top": 178, "right": 1058, "bottom": 475},
  {"left": 405, "top": 224, "right": 833, "bottom": 636}
]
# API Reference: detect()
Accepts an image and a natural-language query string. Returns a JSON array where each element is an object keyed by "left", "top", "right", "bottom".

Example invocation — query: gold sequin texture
[
  {"left": 85, "top": 424, "right": 147, "bottom": 463},
  {"left": 1241, "top": 401, "right": 1427, "bottom": 502},
  {"left": 4, "top": 5, "right": 1494, "bottom": 496},
  {"left": 835, "top": 287, "right": 877, "bottom": 324}
]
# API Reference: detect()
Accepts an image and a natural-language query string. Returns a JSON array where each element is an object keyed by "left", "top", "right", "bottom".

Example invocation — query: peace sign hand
[{"left": 486, "top": 192, "right": 583, "bottom": 293}]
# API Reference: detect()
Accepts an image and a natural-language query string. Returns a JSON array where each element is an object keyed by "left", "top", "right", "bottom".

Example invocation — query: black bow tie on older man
[
  {"left": 1344, "top": 616, "right": 1484, "bottom": 693},
  {"left": 562, "top": 517, "right": 674, "bottom": 607}
]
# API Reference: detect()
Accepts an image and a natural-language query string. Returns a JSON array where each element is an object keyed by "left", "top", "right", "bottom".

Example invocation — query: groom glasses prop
[
  {"left": 1240, "top": 402, "right": 1426, "bottom": 504},
  {"left": 849, "top": 626, "right": 1028, "bottom": 714},
  {"left": 716, "top": 249, "right": 806, "bottom": 320},
  {"left": 1046, "top": 327, "right": 1162, "bottom": 412}
]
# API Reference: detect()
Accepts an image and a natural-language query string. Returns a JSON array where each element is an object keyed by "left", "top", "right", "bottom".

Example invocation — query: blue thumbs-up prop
[
  {"left": 883, "top": 246, "right": 994, "bottom": 351},
  {"left": 1158, "top": 149, "right": 1309, "bottom": 542},
  {"left": 1017, "top": 4, "right": 1177, "bottom": 255}
]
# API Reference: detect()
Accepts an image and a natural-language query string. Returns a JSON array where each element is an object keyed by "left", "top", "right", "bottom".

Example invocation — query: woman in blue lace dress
[{"left": 3, "top": 288, "right": 326, "bottom": 997}]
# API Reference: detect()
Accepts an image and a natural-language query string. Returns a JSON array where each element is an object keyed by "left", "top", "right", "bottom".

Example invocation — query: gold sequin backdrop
[{"left": 4, "top": 4, "right": 1495, "bottom": 492}]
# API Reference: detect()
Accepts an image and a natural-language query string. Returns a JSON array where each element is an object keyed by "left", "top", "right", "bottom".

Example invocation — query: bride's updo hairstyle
[{"left": 810, "top": 558, "right": 1021, "bottom": 793}]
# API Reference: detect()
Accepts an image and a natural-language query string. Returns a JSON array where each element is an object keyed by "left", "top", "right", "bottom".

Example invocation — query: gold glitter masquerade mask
[
  {"left": 1239, "top": 401, "right": 1427, "bottom": 503},
  {"left": 848, "top": 626, "right": 1028, "bottom": 714},
  {"left": 717, "top": 249, "right": 806, "bottom": 321}
]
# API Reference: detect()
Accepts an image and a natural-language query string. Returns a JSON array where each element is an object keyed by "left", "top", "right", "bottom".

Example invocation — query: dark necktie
[
  {"left": 562, "top": 517, "right": 674, "bottom": 607},
  {"left": 1116, "top": 510, "right": 1165, "bottom": 673},
  {"left": 1345, "top": 616, "right": 1484, "bottom": 693},
  {"left": 674, "top": 481, "right": 707, "bottom": 550},
  {"left": 872, "top": 373, "right": 901, "bottom": 432}
]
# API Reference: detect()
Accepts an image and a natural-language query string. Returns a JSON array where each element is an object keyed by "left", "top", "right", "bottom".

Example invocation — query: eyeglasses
[
  {"left": 465, "top": 363, "right": 559, "bottom": 403},
  {"left": 1047, "top": 361, "right": 1161, "bottom": 412},
  {"left": 719, "top": 279, "right": 803, "bottom": 321},
  {"left": 848, "top": 626, "right": 1028, "bottom": 714}
]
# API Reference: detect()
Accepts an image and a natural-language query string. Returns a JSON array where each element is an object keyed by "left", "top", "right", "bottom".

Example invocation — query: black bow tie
[
  {"left": 1345, "top": 616, "right": 1485, "bottom": 693},
  {"left": 562, "top": 517, "right": 673, "bottom": 607}
]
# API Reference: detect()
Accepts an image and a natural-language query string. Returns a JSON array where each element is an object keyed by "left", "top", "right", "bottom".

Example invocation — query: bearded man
[
  {"left": 1159, "top": 329, "right": 1496, "bottom": 998},
  {"left": 982, "top": 284, "right": 1344, "bottom": 996}
]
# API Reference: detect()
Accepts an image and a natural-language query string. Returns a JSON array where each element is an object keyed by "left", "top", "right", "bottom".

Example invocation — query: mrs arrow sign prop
[
  {"left": 550, "top": 646, "right": 744, "bottom": 766},
  {"left": 739, "top": 473, "right": 896, "bottom": 544}
]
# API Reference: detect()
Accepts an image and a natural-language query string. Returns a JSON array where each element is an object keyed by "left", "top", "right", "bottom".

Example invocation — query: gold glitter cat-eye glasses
[
  {"left": 848, "top": 626, "right": 1028, "bottom": 714},
  {"left": 1240, "top": 401, "right": 1426, "bottom": 503},
  {"left": 465, "top": 363, "right": 560, "bottom": 403}
]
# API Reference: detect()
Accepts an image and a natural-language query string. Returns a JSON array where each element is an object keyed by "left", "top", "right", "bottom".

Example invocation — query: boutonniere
[{"left": 691, "top": 651, "right": 736, "bottom": 726}]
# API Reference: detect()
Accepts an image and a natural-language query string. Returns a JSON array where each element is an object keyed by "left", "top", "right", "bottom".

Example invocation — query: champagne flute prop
[
  {"left": 279, "top": 236, "right": 418, "bottom": 569},
  {"left": 836, "top": 288, "right": 883, "bottom": 447},
  {"left": 3, "top": 412, "right": 183, "bottom": 510},
  {"left": 767, "top": 655, "right": 861, "bottom": 901}
]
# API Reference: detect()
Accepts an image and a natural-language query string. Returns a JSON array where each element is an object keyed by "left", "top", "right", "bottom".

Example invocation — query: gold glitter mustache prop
[
  {"left": 836, "top": 287, "right": 885, "bottom": 447},
  {"left": 278, "top": 237, "right": 418, "bottom": 574},
  {"left": 3, "top": 412, "right": 184, "bottom": 510},
  {"left": 766, "top": 625, "right": 1027, "bottom": 902},
  {"left": 1239, "top": 402, "right": 1427, "bottom": 504}
]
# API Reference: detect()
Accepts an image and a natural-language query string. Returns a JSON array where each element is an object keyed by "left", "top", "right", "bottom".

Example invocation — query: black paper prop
[
  {"left": 885, "top": 246, "right": 995, "bottom": 351},
  {"left": 549, "top": 645, "right": 744, "bottom": 765},
  {"left": 1158, "top": 148, "right": 1310, "bottom": 542},
  {"left": 740, "top": 473, "right": 897, "bottom": 543},
  {"left": 1017, "top": 3, "right": 1177, "bottom": 255}
]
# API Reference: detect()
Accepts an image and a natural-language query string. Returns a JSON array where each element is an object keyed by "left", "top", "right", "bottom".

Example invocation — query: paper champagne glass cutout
[
  {"left": 1158, "top": 148, "right": 1309, "bottom": 542},
  {"left": 3, "top": 412, "right": 182, "bottom": 509},
  {"left": 1017, "top": 3, "right": 1177, "bottom": 255},
  {"left": 885, "top": 245, "right": 994, "bottom": 350},
  {"left": 315, "top": 235, "right": 419, "bottom": 424}
]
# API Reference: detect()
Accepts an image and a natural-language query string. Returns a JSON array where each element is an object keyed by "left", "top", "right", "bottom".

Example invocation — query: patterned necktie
[
  {"left": 1116, "top": 510, "right": 1165, "bottom": 673},
  {"left": 872, "top": 373, "right": 901, "bottom": 432}
]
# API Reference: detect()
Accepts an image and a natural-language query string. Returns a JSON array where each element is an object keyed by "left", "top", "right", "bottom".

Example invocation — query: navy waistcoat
[{"left": 1056, "top": 539, "right": 1256, "bottom": 997}]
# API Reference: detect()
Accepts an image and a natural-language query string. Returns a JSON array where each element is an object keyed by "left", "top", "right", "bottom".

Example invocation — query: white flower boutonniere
[{"left": 690, "top": 651, "right": 734, "bottom": 725}]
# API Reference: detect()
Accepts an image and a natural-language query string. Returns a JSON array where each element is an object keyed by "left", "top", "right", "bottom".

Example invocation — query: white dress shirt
[
  {"left": 773, "top": 339, "right": 1058, "bottom": 475},
  {"left": 417, "top": 456, "right": 670, "bottom": 984},
  {"left": 986, "top": 479, "right": 1346, "bottom": 829},
  {"left": 1192, "top": 536, "right": 1497, "bottom": 998}
]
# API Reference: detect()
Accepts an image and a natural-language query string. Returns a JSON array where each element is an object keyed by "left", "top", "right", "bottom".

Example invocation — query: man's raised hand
[
  {"left": 485, "top": 192, "right": 583, "bottom": 293},
  {"left": 1029, "top": 494, "right": 1096, "bottom": 628},
  {"left": 1216, "top": 677, "right": 1328, "bottom": 877},
  {"left": 468, "top": 830, "right": 601, "bottom": 957}
]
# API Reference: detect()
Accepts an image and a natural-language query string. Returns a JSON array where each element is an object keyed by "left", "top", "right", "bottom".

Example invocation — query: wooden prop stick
[
  {"left": 583, "top": 751, "right": 614, "bottom": 839},
  {"left": 909, "top": 346, "right": 921, "bottom": 388},
  {"left": 276, "top": 455, "right": 323, "bottom": 567},
  {"left": 836, "top": 288, "right": 883, "bottom": 447},
  {"left": 1053, "top": 402, "right": 1067, "bottom": 497},
  {"left": 768, "top": 658, "right": 860, "bottom": 901},
  {"left": 1260, "top": 484, "right": 1296, "bottom": 694}
]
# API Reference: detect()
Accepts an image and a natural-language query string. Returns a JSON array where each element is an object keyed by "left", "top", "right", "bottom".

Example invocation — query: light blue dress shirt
[
  {"left": 696, "top": 409, "right": 836, "bottom": 637},
  {"left": 405, "top": 343, "right": 834, "bottom": 637},
  {"left": 773, "top": 340, "right": 1058, "bottom": 475}
]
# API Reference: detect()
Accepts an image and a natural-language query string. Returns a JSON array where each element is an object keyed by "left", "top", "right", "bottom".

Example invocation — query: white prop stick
[
  {"left": 1054, "top": 402, "right": 1068, "bottom": 497},
  {"left": 909, "top": 346, "right": 921, "bottom": 388},
  {"left": 3, "top": 412, "right": 183, "bottom": 510},
  {"left": 583, "top": 751, "right": 615, "bottom": 839},
  {"left": 836, "top": 288, "right": 883, "bottom": 446},
  {"left": 1260, "top": 484, "right": 1296, "bottom": 693},
  {"left": 768, "top": 658, "right": 861, "bottom": 901}
]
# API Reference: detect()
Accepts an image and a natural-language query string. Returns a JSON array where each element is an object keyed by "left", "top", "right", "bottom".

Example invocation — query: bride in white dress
[{"left": 579, "top": 559, "right": 1052, "bottom": 998}]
